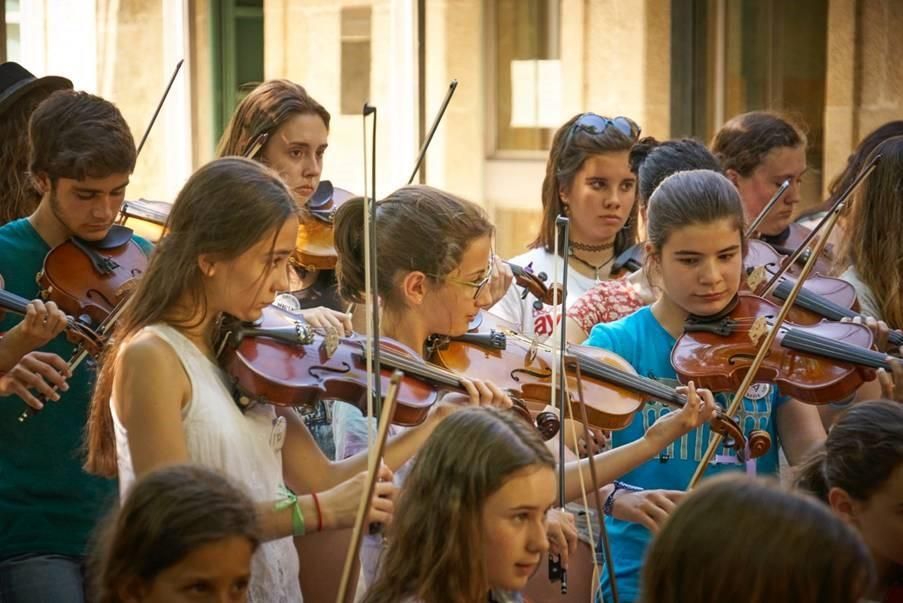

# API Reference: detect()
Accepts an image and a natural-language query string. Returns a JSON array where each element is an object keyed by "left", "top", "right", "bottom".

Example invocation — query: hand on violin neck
[
  {"left": 877, "top": 353, "right": 903, "bottom": 403},
  {"left": 439, "top": 376, "right": 514, "bottom": 415},
  {"left": 6, "top": 299, "right": 68, "bottom": 352},
  {"left": 841, "top": 315, "right": 890, "bottom": 352},
  {"left": 299, "top": 306, "right": 353, "bottom": 336},
  {"left": 480, "top": 256, "right": 513, "bottom": 311},
  {"left": 611, "top": 489, "right": 684, "bottom": 533},
  {"left": 319, "top": 463, "right": 397, "bottom": 531},
  {"left": 644, "top": 381, "right": 716, "bottom": 450}
]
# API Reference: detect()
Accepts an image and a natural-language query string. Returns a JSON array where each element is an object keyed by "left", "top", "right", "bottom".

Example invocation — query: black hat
[{"left": 0, "top": 61, "right": 72, "bottom": 115}]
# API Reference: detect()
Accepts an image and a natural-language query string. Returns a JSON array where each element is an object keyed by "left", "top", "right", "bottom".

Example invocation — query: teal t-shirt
[
  {"left": 0, "top": 218, "right": 152, "bottom": 559},
  {"left": 585, "top": 306, "right": 785, "bottom": 603}
]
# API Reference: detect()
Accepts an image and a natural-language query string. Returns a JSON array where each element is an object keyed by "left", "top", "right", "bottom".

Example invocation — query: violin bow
[
  {"left": 335, "top": 371, "right": 402, "bottom": 603},
  {"left": 548, "top": 215, "right": 569, "bottom": 594},
  {"left": 567, "top": 360, "right": 620, "bottom": 603},
  {"left": 362, "top": 102, "right": 382, "bottom": 423},
  {"left": 744, "top": 178, "right": 790, "bottom": 239},
  {"left": 686, "top": 154, "right": 882, "bottom": 490},
  {"left": 407, "top": 80, "right": 458, "bottom": 185},
  {"left": 760, "top": 152, "right": 881, "bottom": 295},
  {"left": 135, "top": 59, "right": 185, "bottom": 159}
]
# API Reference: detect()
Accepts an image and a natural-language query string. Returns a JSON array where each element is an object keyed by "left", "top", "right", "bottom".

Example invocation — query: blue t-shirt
[
  {"left": 585, "top": 306, "right": 785, "bottom": 603},
  {"left": 0, "top": 218, "right": 152, "bottom": 559}
]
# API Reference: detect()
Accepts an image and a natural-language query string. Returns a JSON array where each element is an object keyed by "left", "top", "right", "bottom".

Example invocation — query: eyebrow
[
  {"left": 73, "top": 180, "right": 130, "bottom": 193},
  {"left": 674, "top": 244, "right": 741, "bottom": 256},
  {"left": 779, "top": 167, "right": 809, "bottom": 180},
  {"left": 286, "top": 141, "right": 329, "bottom": 150}
]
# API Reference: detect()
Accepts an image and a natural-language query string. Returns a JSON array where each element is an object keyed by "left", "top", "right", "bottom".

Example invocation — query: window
[
  {"left": 211, "top": 0, "right": 264, "bottom": 142},
  {"left": 671, "top": 0, "right": 827, "bottom": 205},
  {"left": 341, "top": 7, "right": 372, "bottom": 115},
  {"left": 490, "top": 0, "right": 561, "bottom": 154},
  {"left": 4, "top": 0, "right": 21, "bottom": 63}
]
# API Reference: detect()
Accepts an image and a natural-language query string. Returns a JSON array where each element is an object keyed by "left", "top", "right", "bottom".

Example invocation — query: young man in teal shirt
[{"left": 0, "top": 89, "right": 152, "bottom": 602}]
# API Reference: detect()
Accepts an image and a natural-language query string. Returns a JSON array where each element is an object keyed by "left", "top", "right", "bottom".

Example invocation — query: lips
[{"left": 696, "top": 292, "right": 726, "bottom": 301}]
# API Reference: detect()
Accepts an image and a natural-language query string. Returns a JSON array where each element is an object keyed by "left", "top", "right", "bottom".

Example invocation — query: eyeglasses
[
  {"left": 561, "top": 113, "right": 642, "bottom": 155},
  {"left": 431, "top": 259, "right": 494, "bottom": 300}
]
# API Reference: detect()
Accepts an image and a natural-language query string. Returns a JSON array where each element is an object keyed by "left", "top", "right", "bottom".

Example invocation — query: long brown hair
[
  {"left": 333, "top": 185, "right": 493, "bottom": 310},
  {"left": 711, "top": 111, "right": 807, "bottom": 177},
  {"left": 216, "top": 79, "right": 330, "bottom": 158},
  {"left": 84, "top": 157, "right": 297, "bottom": 477},
  {"left": 795, "top": 400, "right": 903, "bottom": 503},
  {"left": 0, "top": 87, "right": 61, "bottom": 225},
  {"left": 835, "top": 136, "right": 903, "bottom": 328},
  {"left": 361, "top": 407, "right": 554, "bottom": 603},
  {"left": 90, "top": 464, "right": 260, "bottom": 603},
  {"left": 642, "top": 474, "right": 873, "bottom": 603},
  {"left": 533, "top": 114, "right": 639, "bottom": 261}
]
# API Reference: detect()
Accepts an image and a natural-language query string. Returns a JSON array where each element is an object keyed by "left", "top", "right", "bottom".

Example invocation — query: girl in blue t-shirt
[{"left": 585, "top": 169, "right": 829, "bottom": 603}]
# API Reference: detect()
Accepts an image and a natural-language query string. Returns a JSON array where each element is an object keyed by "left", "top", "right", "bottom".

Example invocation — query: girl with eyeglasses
[
  {"left": 490, "top": 113, "right": 641, "bottom": 339},
  {"left": 331, "top": 184, "right": 717, "bottom": 594}
]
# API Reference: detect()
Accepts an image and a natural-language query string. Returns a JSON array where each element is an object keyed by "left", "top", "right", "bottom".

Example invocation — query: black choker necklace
[{"left": 570, "top": 239, "right": 615, "bottom": 252}]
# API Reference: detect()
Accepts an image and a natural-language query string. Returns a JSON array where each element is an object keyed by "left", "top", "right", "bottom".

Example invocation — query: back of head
[
  {"left": 645, "top": 169, "right": 745, "bottom": 253},
  {"left": 333, "top": 184, "right": 492, "bottom": 308},
  {"left": 29, "top": 89, "right": 136, "bottom": 182},
  {"left": 836, "top": 135, "right": 903, "bottom": 327},
  {"left": 711, "top": 111, "right": 807, "bottom": 177},
  {"left": 630, "top": 137, "right": 722, "bottom": 205},
  {"left": 85, "top": 157, "right": 298, "bottom": 478},
  {"left": 795, "top": 399, "right": 903, "bottom": 503},
  {"left": 362, "top": 407, "right": 554, "bottom": 603},
  {"left": 91, "top": 464, "right": 260, "bottom": 603},
  {"left": 642, "top": 474, "right": 873, "bottom": 603},
  {"left": 216, "top": 79, "right": 330, "bottom": 157}
]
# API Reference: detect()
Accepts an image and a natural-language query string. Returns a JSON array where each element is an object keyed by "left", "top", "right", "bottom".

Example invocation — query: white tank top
[{"left": 112, "top": 323, "right": 302, "bottom": 603}]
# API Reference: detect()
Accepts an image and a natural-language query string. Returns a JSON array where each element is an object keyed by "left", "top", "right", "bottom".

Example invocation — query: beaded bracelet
[{"left": 603, "top": 480, "right": 644, "bottom": 517}]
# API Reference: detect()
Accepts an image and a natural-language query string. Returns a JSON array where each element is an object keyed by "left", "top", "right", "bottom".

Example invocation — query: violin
[
  {"left": 117, "top": 198, "right": 170, "bottom": 243},
  {"left": 430, "top": 327, "right": 769, "bottom": 458},
  {"left": 36, "top": 225, "right": 148, "bottom": 329},
  {"left": 216, "top": 304, "right": 560, "bottom": 439},
  {"left": 0, "top": 276, "right": 102, "bottom": 356},
  {"left": 760, "top": 222, "right": 835, "bottom": 275},
  {"left": 507, "top": 261, "right": 563, "bottom": 308},
  {"left": 293, "top": 180, "right": 356, "bottom": 272},
  {"left": 672, "top": 292, "right": 885, "bottom": 405}
]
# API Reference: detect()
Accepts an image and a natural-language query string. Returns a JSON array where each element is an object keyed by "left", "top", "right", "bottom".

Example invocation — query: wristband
[
  {"left": 276, "top": 486, "right": 305, "bottom": 536},
  {"left": 603, "top": 480, "right": 644, "bottom": 517},
  {"left": 311, "top": 491, "right": 323, "bottom": 532}
]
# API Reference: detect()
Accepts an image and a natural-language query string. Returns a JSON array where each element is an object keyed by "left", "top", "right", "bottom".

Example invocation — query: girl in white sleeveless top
[{"left": 86, "top": 158, "right": 466, "bottom": 601}]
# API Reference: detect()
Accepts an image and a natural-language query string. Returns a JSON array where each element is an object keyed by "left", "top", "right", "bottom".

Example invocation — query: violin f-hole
[
  {"left": 308, "top": 362, "right": 351, "bottom": 379},
  {"left": 510, "top": 367, "right": 552, "bottom": 382}
]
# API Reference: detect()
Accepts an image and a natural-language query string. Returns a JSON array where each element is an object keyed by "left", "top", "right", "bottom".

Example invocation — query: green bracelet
[{"left": 276, "top": 485, "right": 305, "bottom": 536}]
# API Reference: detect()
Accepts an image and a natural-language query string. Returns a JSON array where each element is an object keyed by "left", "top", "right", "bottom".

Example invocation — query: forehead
[
  {"left": 453, "top": 234, "right": 492, "bottom": 274},
  {"left": 60, "top": 172, "right": 130, "bottom": 190},
  {"left": 662, "top": 218, "right": 741, "bottom": 251},
  {"left": 273, "top": 113, "right": 329, "bottom": 146},
  {"left": 485, "top": 466, "right": 556, "bottom": 510},
  {"left": 756, "top": 145, "right": 807, "bottom": 177},
  {"left": 243, "top": 216, "right": 299, "bottom": 255},
  {"left": 578, "top": 151, "right": 633, "bottom": 178}
]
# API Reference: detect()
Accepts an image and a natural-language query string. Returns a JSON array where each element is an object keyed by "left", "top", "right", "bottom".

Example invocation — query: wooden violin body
[
  {"left": 672, "top": 293, "right": 875, "bottom": 405},
  {"left": 293, "top": 180, "right": 356, "bottom": 271},
  {"left": 760, "top": 222, "right": 834, "bottom": 275},
  {"left": 37, "top": 225, "right": 148, "bottom": 328}
]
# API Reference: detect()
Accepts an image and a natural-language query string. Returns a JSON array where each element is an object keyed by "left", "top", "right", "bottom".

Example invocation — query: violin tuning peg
[
  {"left": 537, "top": 271, "right": 548, "bottom": 282},
  {"left": 532, "top": 300, "right": 544, "bottom": 311}
]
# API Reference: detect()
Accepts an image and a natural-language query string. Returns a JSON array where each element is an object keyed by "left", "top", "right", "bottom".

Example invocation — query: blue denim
[
  {"left": 0, "top": 554, "right": 85, "bottom": 603},
  {"left": 298, "top": 400, "right": 336, "bottom": 460}
]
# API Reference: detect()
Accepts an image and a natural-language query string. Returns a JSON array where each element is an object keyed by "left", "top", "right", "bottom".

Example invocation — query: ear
[
  {"left": 198, "top": 253, "right": 217, "bottom": 278},
  {"left": 827, "top": 486, "right": 858, "bottom": 526},
  {"left": 32, "top": 172, "right": 51, "bottom": 196},
  {"left": 724, "top": 168, "right": 741, "bottom": 188},
  {"left": 399, "top": 270, "right": 428, "bottom": 306}
]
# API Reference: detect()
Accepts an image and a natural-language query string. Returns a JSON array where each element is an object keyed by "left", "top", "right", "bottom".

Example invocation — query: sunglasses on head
[{"left": 562, "top": 113, "right": 641, "bottom": 151}]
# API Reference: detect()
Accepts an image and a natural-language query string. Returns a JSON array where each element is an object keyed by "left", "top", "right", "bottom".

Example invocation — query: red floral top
[{"left": 567, "top": 277, "right": 645, "bottom": 336}]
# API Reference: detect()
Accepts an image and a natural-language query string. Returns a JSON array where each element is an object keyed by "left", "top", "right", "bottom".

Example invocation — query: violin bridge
[
  {"left": 746, "top": 265, "right": 765, "bottom": 291},
  {"left": 527, "top": 336, "right": 539, "bottom": 364},
  {"left": 748, "top": 317, "right": 768, "bottom": 345}
]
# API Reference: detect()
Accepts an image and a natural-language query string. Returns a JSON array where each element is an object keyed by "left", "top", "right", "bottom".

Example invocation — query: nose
[
  {"left": 529, "top": 517, "right": 551, "bottom": 554},
  {"left": 301, "top": 152, "right": 322, "bottom": 179},
  {"left": 784, "top": 178, "right": 802, "bottom": 206},
  {"left": 274, "top": 262, "right": 293, "bottom": 293},
  {"left": 475, "top": 281, "right": 493, "bottom": 308},
  {"left": 698, "top": 257, "right": 723, "bottom": 286},
  {"left": 96, "top": 195, "right": 120, "bottom": 222},
  {"left": 602, "top": 188, "right": 623, "bottom": 210}
]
